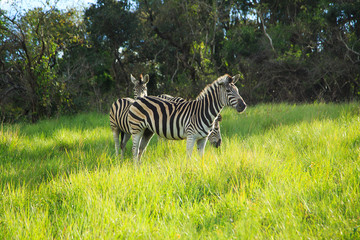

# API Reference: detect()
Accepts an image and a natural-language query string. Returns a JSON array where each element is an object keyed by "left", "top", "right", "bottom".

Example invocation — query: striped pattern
[
  {"left": 128, "top": 74, "right": 246, "bottom": 161},
  {"left": 158, "top": 94, "right": 222, "bottom": 148},
  {"left": 208, "top": 114, "right": 222, "bottom": 148},
  {"left": 158, "top": 94, "right": 186, "bottom": 103},
  {"left": 109, "top": 74, "right": 149, "bottom": 158},
  {"left": 131, "top": 74, "right": 149, "bottom": 99},
  {"left": 110, "top": 97, "right": 134, "bottom": 134}
]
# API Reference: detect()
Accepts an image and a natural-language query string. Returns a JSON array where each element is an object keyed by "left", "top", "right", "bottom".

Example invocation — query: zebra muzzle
[
  {"left": 236, "top": 100, "right": 247, "bottom": 113},
  {"left": 215, "top": 139, "right": 222, "bottom": 148}
]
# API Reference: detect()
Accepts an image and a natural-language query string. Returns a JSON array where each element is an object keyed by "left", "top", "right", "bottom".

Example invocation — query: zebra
[
  {"left": 208, "top": 114, "right": 222, "bottom": 148},
  {"left": 110, "top": 74, "right": 224, "bottom": 158},
  {"left": 158, "top": 93, "right": 223, "bottom": 148},
  {"left": 128, "top": 74, "right": 246, "bottom": 162},
  {"left": 109, "top": 74, "right": 149, "bottom": 158}
]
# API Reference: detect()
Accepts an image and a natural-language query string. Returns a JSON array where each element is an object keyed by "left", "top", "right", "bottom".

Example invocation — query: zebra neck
[{"left": 196, "top": 86, "right": 224, "bottom": 127}]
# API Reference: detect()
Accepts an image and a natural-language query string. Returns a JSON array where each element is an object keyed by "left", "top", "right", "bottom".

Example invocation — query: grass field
[{"left": 1, "top": 102, "right": 360, "bottom": 239}]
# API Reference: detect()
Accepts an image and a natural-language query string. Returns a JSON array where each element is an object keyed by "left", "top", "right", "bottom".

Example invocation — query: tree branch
[
  {"left": 338, "top": 34, "right": 360, "bottom": 62},
  {"left": 257, "top": 9, "right": 276, "bottom": 55}
]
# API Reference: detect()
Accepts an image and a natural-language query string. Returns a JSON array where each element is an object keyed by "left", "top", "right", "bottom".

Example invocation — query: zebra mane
[{"left": 196, "top": 74, "right": 231, "bottom": 100}]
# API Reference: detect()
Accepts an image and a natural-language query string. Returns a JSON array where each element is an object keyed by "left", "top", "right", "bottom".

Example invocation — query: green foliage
[
  {"left": 0, "top": 103, "right": 360, "bottom": 238},
  {"left": 1, "top": 0, "right": 360, "bottom": 122},
  {"left": 0, "top": 6, "right": 87, "bottom": 121},
  {"left": 223, "top": 25, "right": 261, "bottom": 59},
  {"left": 85, "top": 0, "right": 137, "bottom": 48}
]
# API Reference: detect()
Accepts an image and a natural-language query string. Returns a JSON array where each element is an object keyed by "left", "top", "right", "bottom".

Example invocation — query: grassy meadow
[{"left": 1, "top": 103, "right": 360, "bottom": 239}]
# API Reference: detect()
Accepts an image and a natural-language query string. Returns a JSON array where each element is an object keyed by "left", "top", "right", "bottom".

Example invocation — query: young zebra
[
  {"left": 158, "top": 94, "right": 223, "bottom": 148},
  {"left": 208, "top": 114, "right": 222, "bottom": 148},
  {"left": 109, "top": 74, "right": 149, "bottom": 158},
  {"left": 128, "top": 74, "right": 246, "bottom": 162}
]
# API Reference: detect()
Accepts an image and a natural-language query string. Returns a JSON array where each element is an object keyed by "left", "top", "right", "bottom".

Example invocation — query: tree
[
  {"left": 0, "top": 6, "right": 86, "bottom": 121},
  {"left": 1, "top": 0, "right": 359, "bottom": 122},
  {"left": 84, "top": 0, "right": 140, "bottom": 98}
]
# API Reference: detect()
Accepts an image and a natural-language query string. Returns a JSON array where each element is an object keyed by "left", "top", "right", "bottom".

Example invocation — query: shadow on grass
[
  {"left": 0, "top": 112, "right": 123, "bottom": 189},
  {"left": 0, "top": 138, "right": 118, "bottom": 189}
]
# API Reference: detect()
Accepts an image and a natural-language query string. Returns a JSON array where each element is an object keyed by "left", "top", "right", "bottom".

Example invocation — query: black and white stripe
[
  {"left": 128, "top": 74, "right": 246, "bottom": 161},
  {"left": 158, "top": 94, "right": 222, "bottom": 148},
  {"left": 208, "top": 114, "right": 222, "bottom": 148},
  {"left": 158, "top": 94, "right": 186, "bottom": 103},
  {"left": 109, "top": 74, "right": 149, "bottom": 158}
]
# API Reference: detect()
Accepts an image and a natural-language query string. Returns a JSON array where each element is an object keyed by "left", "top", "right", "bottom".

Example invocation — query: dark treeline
[{"left": 1, "top": 0, "right": 359, "bottom": 122}]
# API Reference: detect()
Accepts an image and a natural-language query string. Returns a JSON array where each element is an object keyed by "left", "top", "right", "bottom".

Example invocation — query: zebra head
[
  {"left": 218, "top": 74, "right": 246, "bottom": 113},
  {"left": 208, "top": 114, "right": 222, "bottom": 148},
  {"left": 131, "top": 74, "right": 149, "bottom": 99}
]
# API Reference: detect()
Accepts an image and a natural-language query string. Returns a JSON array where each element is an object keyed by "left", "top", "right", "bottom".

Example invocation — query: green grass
[{"left": 1, "top": 103, "right": 360, "bottom": 239}]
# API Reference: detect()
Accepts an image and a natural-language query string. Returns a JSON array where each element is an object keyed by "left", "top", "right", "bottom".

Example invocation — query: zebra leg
[
  {"left": 131, "top": 131, "right": 144, "bottom": 164},
  {"left": 138, "top": 129, "right": 154, "bottom": 159},
  {"left": 112, "top": 128, "right": 121, "bottom": 156},
  {"left": 197, "top": 137, "right": 208, "bottom": 157},
  {"left": 120, "top": 132, "right": 131, "bottom": 159},
  {"left": 186, "top": 136, "right": 197, "bottom": 158}
]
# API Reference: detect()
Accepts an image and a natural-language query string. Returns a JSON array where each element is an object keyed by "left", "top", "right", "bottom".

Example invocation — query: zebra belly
[
  {"left": 158, "top": 131, "right": 186, "bottom": 140},
  {"left": 148, "top": 125, "right": 186, "bottom": 140}
]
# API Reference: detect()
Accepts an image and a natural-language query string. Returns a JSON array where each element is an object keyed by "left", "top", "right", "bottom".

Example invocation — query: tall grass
[{"left": 1, "top": 103, "right": 359, "bottom": 239}]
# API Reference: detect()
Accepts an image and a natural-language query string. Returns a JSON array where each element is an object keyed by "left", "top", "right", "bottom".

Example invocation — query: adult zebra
[
  {"left": 109, "top": 74, "right": 149, "bottom": 158},
  {"left": 109, "top": 74, "right": 223, "bottom": 158},
  {"left": 128, "top": 74, "right": 246, "bottom": 162}
]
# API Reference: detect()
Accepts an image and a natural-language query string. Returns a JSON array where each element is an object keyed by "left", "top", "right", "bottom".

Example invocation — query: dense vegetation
[
  {"left": 1, "top": 0, "right": 360, "bottom": 122},
  {"left": 0, "top": 103, "right": 359, "bottom": 238}
]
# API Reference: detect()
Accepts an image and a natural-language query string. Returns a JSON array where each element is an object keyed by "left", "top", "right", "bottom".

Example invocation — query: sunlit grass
[{"left": 0, "top": 103, "right": 359, "bottom": 239}]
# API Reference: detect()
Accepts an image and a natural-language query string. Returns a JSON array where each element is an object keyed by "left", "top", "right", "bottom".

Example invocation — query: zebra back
[{"left": 158, "top": 94, "right": 186, "bottom": 103}]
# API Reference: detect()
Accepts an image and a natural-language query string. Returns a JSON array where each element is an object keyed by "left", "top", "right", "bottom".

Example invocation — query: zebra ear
[
  {"left": 131, "top": 74, "right": 139, "bottom": 85},
  {"left": 218, "top": 75, "right": 232, "bottom": 85},
  {"left": 232, "top": 74, "right": 241, "bottom": 84},
  {"left": 142, "top": 74, "right": 149, "bottom": 85}
]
